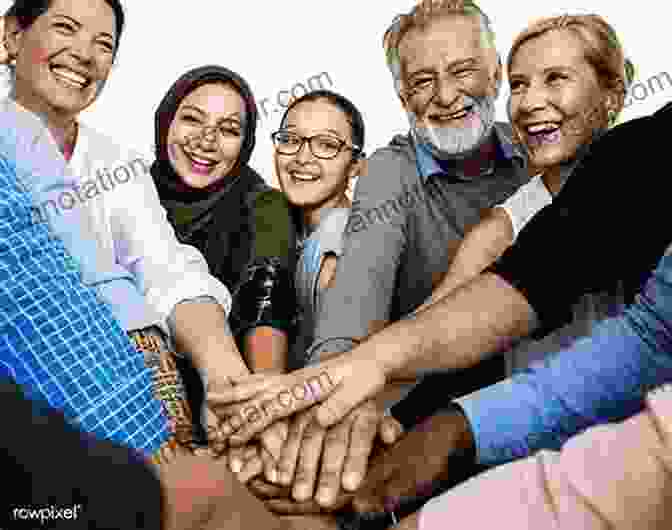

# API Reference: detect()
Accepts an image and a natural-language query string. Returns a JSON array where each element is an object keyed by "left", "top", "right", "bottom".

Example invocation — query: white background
[{"left": 1, "top": 0, "right": 670, "bottom": 187}]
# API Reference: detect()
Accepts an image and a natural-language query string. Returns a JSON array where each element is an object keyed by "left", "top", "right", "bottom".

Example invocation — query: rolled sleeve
[
  {"left": 457, "top": 252, "right": 672, "bottom": 467},
  {"left": 113, "top": 158, "right": 232, "bottom": 337},
  {"left": 307, "top": 150, "right": 412, "bottom": 362}
]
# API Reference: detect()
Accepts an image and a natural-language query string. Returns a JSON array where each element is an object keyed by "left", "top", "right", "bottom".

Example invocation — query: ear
[
  {"left": 604, "top": 89, "right": 620, "bottom": 115},
  {"left": 3, "top": 16, "right": 23, "bottom": 63},
  {"left": 347, "top": 156, "right": 367, "bottom": 180},
  {"left": 490, "top": 53, "right": 503, "bottom": 97}
]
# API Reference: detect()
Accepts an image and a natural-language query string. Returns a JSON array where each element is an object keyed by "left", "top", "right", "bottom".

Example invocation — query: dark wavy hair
[{"left": 5, "top": 0, "right": 125, "bottom": 58}]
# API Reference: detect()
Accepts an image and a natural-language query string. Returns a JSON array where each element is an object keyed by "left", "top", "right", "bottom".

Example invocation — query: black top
[
  {"left": 490, "top": 100, "right": 672, "bottom": 334},
  {"left": 1, "top": 378, "right": 160, "bottom": 529}
]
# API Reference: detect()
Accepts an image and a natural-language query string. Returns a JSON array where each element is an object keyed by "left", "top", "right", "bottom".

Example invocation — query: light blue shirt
[
  {"left": 456, "top": 249, "right": 672, "bottom": 466},
  {"left": 0, "top": 98, "right": 162, "bottom": 332}
]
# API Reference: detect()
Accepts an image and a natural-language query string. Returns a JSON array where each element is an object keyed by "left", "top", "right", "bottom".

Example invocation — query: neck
[
  {"left": 303, "top": 193, "right": 351, "bottom": 231},
  {"left": 11, "top": 90, "right": 78, "bottom": 157},
  {"left": 541, "top": 166, "right": 564, "bottom": 197}
]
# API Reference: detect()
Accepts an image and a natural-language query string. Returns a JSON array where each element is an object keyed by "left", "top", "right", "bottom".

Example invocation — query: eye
[
  {"left": 316, "top": 136, "right": 342, "bottom": 150},
  {"left": 181, "top": 114, "right": 200, "bottom": 124},
  {"left": 53, "top": 22, "right": 76, "bottom": 34},
  {"left": 509, "top": 80, "right": 526, "bottom": 93},
  {"left": 276, "top": 132, "right": 299, "bottom": 145},
  {"left": 410, "top": 77, "right": 434, "bottom": 90},
  {"left": 547, "top": 72, "right": 569, "bottom": 84},
  {"left": 454, "top": 68, "right": 476, "bottom": 78},
  {"left": 219, "top": 126, "right": 241, "bottom": 137},
  {"left": 96, "top": 40, "right": 115, "bottom": 53}
]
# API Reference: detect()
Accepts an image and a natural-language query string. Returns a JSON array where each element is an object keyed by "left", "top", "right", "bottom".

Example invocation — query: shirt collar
[{"left": 414, "top": 123, "right": 527, "bottom": 183}]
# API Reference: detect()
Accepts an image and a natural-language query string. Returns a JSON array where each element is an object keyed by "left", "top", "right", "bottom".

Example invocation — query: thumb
[
  {"left": 204, "top": 406, "right": 226, "bottom": 455},
  {"left": 379, "top": 416, "right": 404, "bottom": 445}
]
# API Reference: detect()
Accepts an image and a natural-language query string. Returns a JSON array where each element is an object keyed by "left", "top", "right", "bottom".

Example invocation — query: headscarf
[{"left": 150, "top": 65, "right": 270, "bottom": 286}]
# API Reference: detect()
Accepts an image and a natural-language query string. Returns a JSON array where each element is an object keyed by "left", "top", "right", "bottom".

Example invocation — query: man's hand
[
  {"left": 245, "top": 403, "right": 403, "bottom": 513},
  {"left": 352, "top": 408, "right": 476, "bottom": 514},
  {"left": 208, "top": 354, "right": 389, "bottom": 445}
]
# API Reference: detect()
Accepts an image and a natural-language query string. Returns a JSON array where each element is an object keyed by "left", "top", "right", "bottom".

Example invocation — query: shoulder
[
  {"left": 367, "top": 134, "right": 418, "bottom": 179},
  {"left": 359, "top": 133, "right": 421, "bottom": 197},
  {"left": 253, "top": 187, "right": 291, "bottom": 214},
  {"left": 77, "top": 123, "right": 152, "bottom": 174}
]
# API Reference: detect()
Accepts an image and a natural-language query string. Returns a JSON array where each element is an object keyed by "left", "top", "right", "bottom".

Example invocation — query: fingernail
[
  {"left": 342, "top": 472, "right": 361, "bottom": 491},
  {"left": 230, "top": 459, "right": 243, "bottom": 473},
  {"left": 293, "top": 484, "right": 312, "bottom": 501},
  {"left": 220, "top": 423, "right": 232, "bottom": 436},
  {"left": 316, "top": 487, "right": 333, "bottom": 506},
  {"left": 267, "top": 468, "right": 278, "bottom": 483}
]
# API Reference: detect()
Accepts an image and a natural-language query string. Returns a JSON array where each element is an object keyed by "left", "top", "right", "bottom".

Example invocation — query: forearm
[
  {"left": 366, "top": 273, "right": 536, "bottom": 381},
  {"left": 173, "top": 301, "right": 249, "bottom": 380},
  {"left": 243, "top": 326, "right": 289, "bottom": 373}
]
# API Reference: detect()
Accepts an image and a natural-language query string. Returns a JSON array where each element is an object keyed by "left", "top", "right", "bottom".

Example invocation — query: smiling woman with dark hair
[{"left": 1, "top": 0, "right": 248, "bottom": 458}]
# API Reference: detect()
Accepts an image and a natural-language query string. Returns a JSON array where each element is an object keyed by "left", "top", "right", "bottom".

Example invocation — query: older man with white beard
[
  {"left": 306, "top": 0, "right": 530, "bottom": 419},
  {"left": 227, "top": 0, "right": 532, "bottom": 512}
]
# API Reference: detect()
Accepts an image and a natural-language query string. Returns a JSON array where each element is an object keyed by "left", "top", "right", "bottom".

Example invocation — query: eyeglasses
[{"left": 271, "top": 131, "right": 361, "bottom": 160}]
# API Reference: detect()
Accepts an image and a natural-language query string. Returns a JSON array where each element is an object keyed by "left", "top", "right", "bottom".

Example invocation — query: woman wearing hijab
[{"left": 151, "top": 66, "right": 298, "bottom": 437}]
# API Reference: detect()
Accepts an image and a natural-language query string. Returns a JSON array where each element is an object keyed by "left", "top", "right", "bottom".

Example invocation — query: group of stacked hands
[{"left": 2, "top": 0, "right": 672, "bottom": 529}]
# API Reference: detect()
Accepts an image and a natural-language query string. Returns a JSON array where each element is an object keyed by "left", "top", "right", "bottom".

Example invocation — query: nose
[
  {"left": 68, "top": 35, "right": 94, "bottom": 64},
  {"left": 192, "top": 125, "right": 218, "bottom": 151},
  {"left": 295, "top": 139, "right": 314, "bottom": 163},
  {"left": 515, "top": 81, "right": 550, "bottom": 114},
  {"left": 433, "top": 76, "right": 460, "bottom": 109}
]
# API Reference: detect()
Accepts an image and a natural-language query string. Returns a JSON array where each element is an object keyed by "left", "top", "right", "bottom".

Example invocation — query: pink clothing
[{"left": 419, "top": 384, "right": 672, "bottom": 530}]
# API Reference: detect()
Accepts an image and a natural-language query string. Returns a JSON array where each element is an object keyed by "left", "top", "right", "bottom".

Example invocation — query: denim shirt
[{"left": 457, "top": 247, "right": 672, "bottom": 466}]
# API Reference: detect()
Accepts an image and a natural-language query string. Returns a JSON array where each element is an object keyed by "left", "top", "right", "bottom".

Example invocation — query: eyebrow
[
  {"left": 53, "top": 14, "right": 115, "bottom": 42},
  {"left": 509, "top": 65, "right": 579, "bottom": 79},
  {"left": 284, "top": 125, "right": 348, "bottom": 139},
  {"left": 407, "top": 58, "right": 479, "bottom": 79},
  {"left": 180, "top": 105, "right": 242, "bottom": 123}
]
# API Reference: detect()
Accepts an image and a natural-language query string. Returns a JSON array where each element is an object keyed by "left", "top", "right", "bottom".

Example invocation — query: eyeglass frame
[{"left": 271, "top": 130, "right": 363, "bottom": 160}]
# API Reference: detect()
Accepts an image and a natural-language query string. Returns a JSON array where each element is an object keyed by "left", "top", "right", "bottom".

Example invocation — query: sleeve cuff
[
  {"left": 305, "top": 338, "right": 358, "bottom": 365},
  {"left": 454, "top": 379, "right": 537, "bottom": 467},
  {"left": 147, "top": 278, "right": 233, "bottom": 340}
]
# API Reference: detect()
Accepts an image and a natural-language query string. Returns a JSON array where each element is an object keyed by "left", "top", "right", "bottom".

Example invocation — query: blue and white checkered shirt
[{"left": 0, "top": 144, "right": 170, "bottom": 455}]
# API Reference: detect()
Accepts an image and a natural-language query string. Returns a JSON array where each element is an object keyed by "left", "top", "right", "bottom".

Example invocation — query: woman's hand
[{"left": 207, "top": 354, "right": 389, "bottom": 446}]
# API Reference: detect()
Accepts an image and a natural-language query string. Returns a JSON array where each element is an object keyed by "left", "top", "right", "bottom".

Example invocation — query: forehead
[
  {"left": 510, "top": 29, "right": 594, "bottom": 76},
  {"left": 179, "top": 83, "right": 245, "bottom": 117},
  {"left": 285, "top": 99, "right": 352, "bottom": 139},
  {"left": 399, "top": 14, "right": 486, "bottom": 73},
  {"left": 41, "top": 0, "right": 117, "bottom": 36}
]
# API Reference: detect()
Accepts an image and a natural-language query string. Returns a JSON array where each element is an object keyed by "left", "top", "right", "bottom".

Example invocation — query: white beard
[{"left": 410, "top": 95, "right": 497, "bottom": 160}]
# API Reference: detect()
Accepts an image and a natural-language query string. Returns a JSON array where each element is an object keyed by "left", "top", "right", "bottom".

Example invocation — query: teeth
[
  {"left": 188, "top": 154, "right": 215, "bottom": 166},
  {"left": 291, "top": 172, "right": 319, "bottom": 181},
  {"left": 526, "top": 123, "right": 560, "bottom": 134},
  {"left": 51, "top": 67, "right": 88, "bottom": 87},
  {"left": 434, "top": 109, "right": 469, "bottom": 121}
]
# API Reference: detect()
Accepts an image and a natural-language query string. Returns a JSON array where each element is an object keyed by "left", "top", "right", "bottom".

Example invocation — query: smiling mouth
[
  {"left": 182, "top": 149, "right": 219, "bottom": 174},
  {"left": 523, "top": 122, "right": 562, "bottom": 146},
  {"left": 50, "top": 66, "right": 92, "bottom": 90},
  {"left": 289, "top": 170, "right": 320, "bottom": 182},
  {"left": 429, "top": 106, "right": 474, "bottom": 124}
]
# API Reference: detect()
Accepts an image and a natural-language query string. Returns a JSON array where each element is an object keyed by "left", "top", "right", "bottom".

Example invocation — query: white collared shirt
[{"left": 64, "top": 120, "right": 232, "bottom": 335}]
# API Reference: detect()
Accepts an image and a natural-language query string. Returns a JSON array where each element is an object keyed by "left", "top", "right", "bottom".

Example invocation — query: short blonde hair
[
  {"left": 383, "top": 0, "right": 496, "bottom": 94},
  {"left": 507, "top": 14, "right": 635, "bottom": 118}
]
